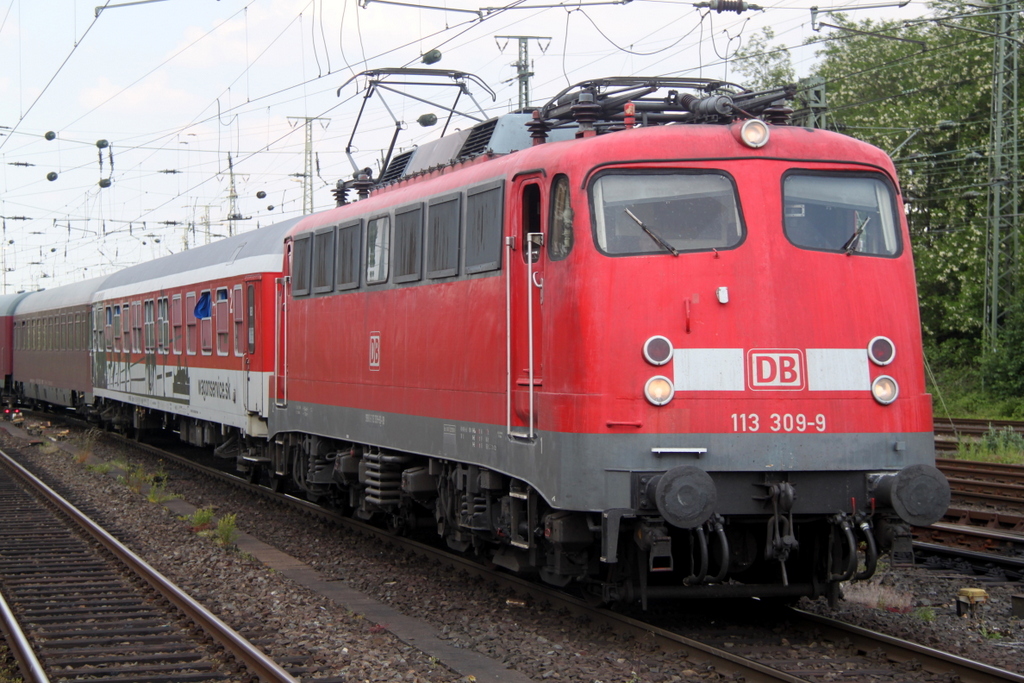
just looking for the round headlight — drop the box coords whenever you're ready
[868,336,896,366]
[871,375,899,405]
[739,119,770,149]
[645,376,675,406]
[643,335,673,366]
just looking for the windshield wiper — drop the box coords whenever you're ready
[624,209,679,256]
[842,216,871,254]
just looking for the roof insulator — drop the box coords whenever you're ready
[527,109,550,145]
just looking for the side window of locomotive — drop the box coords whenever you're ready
[782,173,901,257]
[427,194,460,279]
[465,182,504,274]
[292,235,312,296]
[366,215,391,284]
[393,205,423,284]
[549,174,573,261]
[521,184,542,264]
[591,172,743,255]
[312,227,335,294]
[336,221,362,291]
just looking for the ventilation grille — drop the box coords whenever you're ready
[457,119,499,159]
[379,149,415,184]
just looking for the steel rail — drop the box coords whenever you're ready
[0,448,298,683]
[33,419,1024,683]
[110,432,1024,683]
[103,433,814,682]
[792,608,1024,683]
[0,584,50,683]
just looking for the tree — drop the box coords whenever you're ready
[730,27,796,90]
[808,3,996,368]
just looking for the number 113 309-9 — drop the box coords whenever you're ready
[730,413,827,432]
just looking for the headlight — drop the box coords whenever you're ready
[645,376,675,406]
[868,336,896,366]
[643,335,673,366]
[739,119,769,149]
[871,375,899,405]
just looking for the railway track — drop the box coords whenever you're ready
[55,425,1024,683]
[934,417,1024,452]
[0,447,297,683]
[936,457,1024,509]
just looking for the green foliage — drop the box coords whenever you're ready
[730,27,796,90]
[980,303,1024,398]
[809,2,993,359]
[186,507,216,531]
[146,482,177,504]
[117,463,155,494]
[211,513,239,547]
[913,606,936,622]
[955,425,1024,463]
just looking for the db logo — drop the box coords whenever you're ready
[369,332,381,371]
[747,349,805,390]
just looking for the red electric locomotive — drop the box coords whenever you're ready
[7,74,949,606]
[263,75,948,604]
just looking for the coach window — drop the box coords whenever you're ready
[233,285,244,356]
[172,295,183,354]
[549,175,574,260]
[465,181,504,273]
[105,307,113,351]
[292,234,312,297]
[782,172,901,257]
[215,288,229,356]
[132,302,143,353]
[186,292,197,355]
[394,205,423,283]
[312,227,335,294]
[366,215,391,284]
[246,284,256,355]
[199,291,213,355]
[428,194,460,279]
[113,306,122,352]
[591,171,744,255]
[144,300,155,353]
[122,304,132,352]
[336,220,362,290]
[158,297,169,354]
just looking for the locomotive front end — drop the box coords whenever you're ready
[565,119,949,604]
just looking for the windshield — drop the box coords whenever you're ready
[591,172,744,255]
[783,173,901,257]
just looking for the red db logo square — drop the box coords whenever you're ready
[747,349,804,391]
[369,332,381,371]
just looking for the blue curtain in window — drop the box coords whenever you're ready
[194,292,212,319]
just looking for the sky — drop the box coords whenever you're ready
[0,0,936,293]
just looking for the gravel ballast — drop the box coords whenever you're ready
[4,423,1023,682]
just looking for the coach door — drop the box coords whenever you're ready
[508,175,545,439]
[243,281,263,415]
[273,242,291,408]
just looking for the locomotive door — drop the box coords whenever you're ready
[273,242,291,408]
[508,176,545,439]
